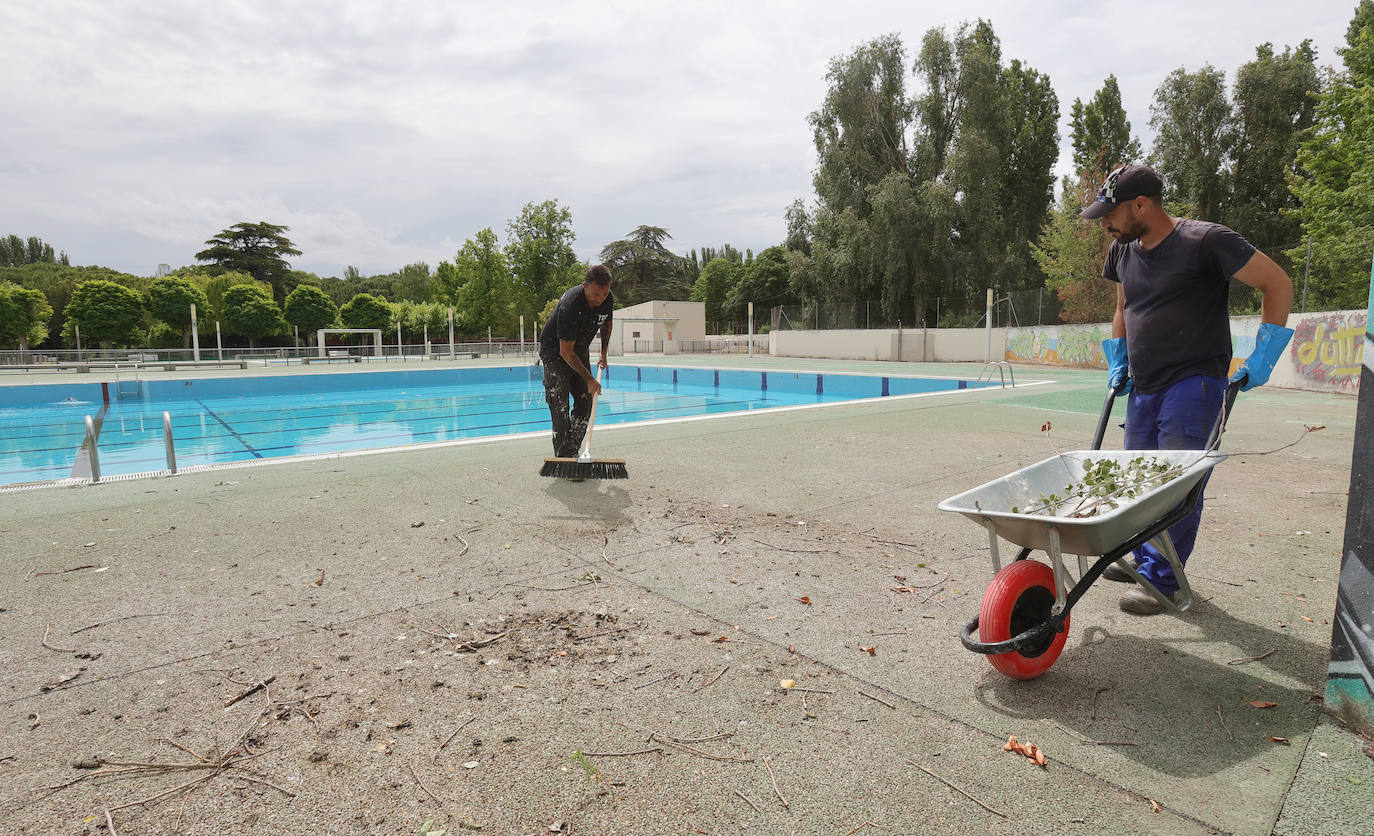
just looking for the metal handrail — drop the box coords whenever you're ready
[163,411,177,474]
[84,415,101,483]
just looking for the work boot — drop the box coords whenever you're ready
[1118,586,1174,615]
[1101,558,1139,583]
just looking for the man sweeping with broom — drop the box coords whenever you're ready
[538,265,627,479]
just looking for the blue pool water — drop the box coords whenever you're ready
[0,365,987,486]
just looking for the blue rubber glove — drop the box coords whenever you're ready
[1231,322,1294,391]
[1101,337,1131,395]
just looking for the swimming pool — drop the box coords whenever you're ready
[0,364,992,487]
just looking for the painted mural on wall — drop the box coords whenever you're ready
[1006,310,1366,395]
[1290,311,1366,393]
[1005,325,1111,368]
[1327,275,1374,723]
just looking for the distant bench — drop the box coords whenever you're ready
[154,360,247,371]
[301,355,362,365]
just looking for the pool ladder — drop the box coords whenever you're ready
[82,411,177,484]
[976,361,1016,388]
[114,363,141,400]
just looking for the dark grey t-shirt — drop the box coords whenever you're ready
[538,284,613,363]
[1103,219,1256,393]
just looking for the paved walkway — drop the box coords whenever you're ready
[1,357,1369,834]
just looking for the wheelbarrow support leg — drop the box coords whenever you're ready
[1143,533,1195,612]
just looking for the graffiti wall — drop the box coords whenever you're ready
[1327,271,1374,724]
[1005,310,1366,395]
[1004,324,1111,368]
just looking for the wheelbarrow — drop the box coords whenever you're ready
[936,379,1242,679]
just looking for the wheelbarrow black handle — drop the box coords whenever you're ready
[1090,380,1131,451]
[1205,377,1245,450]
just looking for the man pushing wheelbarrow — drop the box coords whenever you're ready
[1083,164,1293,615]
[940,164,1294,679]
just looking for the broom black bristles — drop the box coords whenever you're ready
[539,457,629,479]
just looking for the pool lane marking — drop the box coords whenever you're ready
[197,399,263,458]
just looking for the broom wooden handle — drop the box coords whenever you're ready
[578,365,603,460]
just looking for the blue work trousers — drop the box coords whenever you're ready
[1124,374,1226,595]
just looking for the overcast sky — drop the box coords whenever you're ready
[0,1,1359,279]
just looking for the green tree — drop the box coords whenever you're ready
[448,229,514,335]
[599,226,691,305]
[0,235,64,266]
[0,263,141,348]
[222,284,287,347]
[340,293,393,332]
[64,279,145,348]
[1031,173,1116,323]
[724,247,797,322]
[1287,0,1374,309]
[1069,76,1143,173]
[432,260,461,308]
[202,272,265,324]
[0,283,54,350]
[195,222,303,303]
[284,284,340,345]
[505,200,580,321]
[1149,66,1234,220]
[388,262,432,303]
[691,257,743,326]
[145,276,209,348]
[1224,41,1321,273]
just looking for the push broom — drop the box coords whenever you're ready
[540,366,628,480]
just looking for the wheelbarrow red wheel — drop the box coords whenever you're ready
[979,559,1070,680]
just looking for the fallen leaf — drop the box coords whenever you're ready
[711,636,729,643]
[859,645,877,655]
[787,645,796,654]
[1003,735,1019,752]
[1307,425,1325,432]
[780,679,796,689]
[410,521,425,528]
[1150,799,1161,813]
[312,570,325,587]
[1248,700,1279,709]
[1300,616,1314,622]
[796,596,811,605]
[1270,736,1291,745]
[688,628,710,636]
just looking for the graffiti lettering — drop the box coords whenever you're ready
[1293,315,1366,391]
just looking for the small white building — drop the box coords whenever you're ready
[609,300,706,355]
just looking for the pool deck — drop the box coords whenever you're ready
[1,355,1369,835]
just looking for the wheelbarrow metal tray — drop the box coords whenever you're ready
[937,449,1225,556]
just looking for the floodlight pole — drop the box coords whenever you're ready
[448,308,455,359]
[748,302,754,358]
[190,303,200,361]
[984,288,993,363]
[520,315,525,357]
[216,321,223,361]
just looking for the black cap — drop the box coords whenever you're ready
[1080,164,1163,219]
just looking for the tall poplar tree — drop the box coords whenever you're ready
[1287,0,1374,309]
[1148,66,1234,220]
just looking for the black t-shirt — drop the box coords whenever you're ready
[1103,219,1255,393]
[539,284,614,362]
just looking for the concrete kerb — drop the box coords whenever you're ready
[0,357,1366,834]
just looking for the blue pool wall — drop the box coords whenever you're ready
[0,364,977,410]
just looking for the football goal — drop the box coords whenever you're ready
[316,328,383,357]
